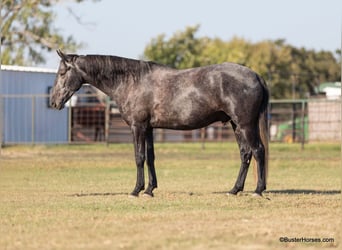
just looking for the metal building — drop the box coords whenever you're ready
[0,65,68,144]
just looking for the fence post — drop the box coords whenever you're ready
[0,95,3,154]
[68,106,72,143]
[0,46,2,153]
[105,98,110,146]
[201,128,206,150]
[300,100,306,150]
[291,103,297,142]
[31,95,36,145]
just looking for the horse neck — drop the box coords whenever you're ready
[79,55,152,98]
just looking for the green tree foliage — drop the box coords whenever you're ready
[1,0,97,66]
[144,25,206,69]
[144,25,340,99]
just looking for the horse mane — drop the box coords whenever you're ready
[77,55,163,83]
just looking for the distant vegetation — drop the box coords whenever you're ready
[144,25,341,99]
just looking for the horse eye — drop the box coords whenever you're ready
[59,64,70,76]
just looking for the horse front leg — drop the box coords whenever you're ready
[130,124,146,197]
[144,127,158,197]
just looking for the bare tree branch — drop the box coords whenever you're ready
[66,7,96,29]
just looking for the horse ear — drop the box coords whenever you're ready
[56,49,69,61]
[57,49,76,68]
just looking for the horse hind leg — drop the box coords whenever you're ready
[234,123,267,196]
[251,140,266,195]
[228,122,253,195]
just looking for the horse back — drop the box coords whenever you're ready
[144,63,265,129]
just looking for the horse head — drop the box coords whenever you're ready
[50,50,85,110]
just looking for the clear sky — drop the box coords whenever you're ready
[44,0,341,68]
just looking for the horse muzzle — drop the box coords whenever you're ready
[50,99,64,110]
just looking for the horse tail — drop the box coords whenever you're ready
[253,76,269,184]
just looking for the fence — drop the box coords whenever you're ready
[0,94,68,144]
[308,99,341,141]
[0,94,340,146]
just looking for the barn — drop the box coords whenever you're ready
[0,65,68,144]
[0,65,113,145]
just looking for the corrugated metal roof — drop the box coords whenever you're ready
[1,65,57,73]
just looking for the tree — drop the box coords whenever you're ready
[144,25,207,69]
[144,25,340,99]
[1,0,97,66]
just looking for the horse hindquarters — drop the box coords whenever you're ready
[228,79,269,196]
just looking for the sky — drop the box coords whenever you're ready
[44,0,341,68]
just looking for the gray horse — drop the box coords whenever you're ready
[50,50,269,197]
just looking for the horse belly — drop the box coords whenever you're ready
[150,100,228,130]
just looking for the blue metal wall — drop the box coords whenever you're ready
[1,66,69,144]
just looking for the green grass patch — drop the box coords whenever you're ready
[0,142,340,249]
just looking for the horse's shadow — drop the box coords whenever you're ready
[265,189,341,195]
[67,192,128,197]
[68,189,341,197]
[212,189,341,196]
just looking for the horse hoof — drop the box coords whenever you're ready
[226,192,237,196]
[252,192,263,198]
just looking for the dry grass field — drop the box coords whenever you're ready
[0,142,340,249]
